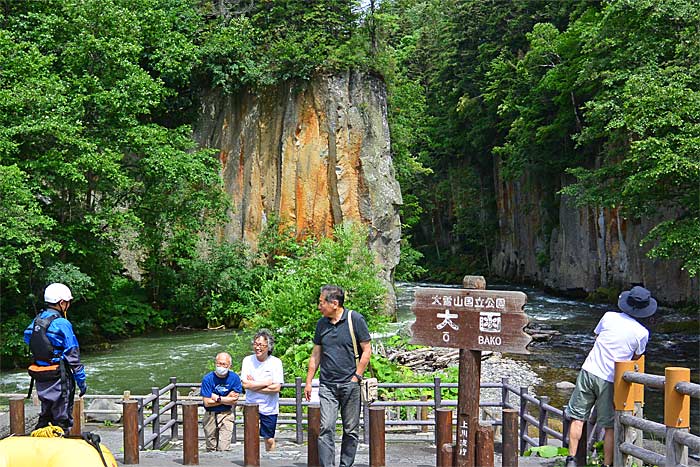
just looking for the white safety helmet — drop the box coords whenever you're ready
[44,283,73,304]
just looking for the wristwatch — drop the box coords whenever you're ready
[216,395,222,403]
[354,373,363,382]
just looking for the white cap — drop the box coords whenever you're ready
[44,283,73,304]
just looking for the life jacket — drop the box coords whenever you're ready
[27,310,71,399]
[29,310,63,363]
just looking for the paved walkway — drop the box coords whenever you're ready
[88,423,559,467]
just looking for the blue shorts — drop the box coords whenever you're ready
[260,413,278,439]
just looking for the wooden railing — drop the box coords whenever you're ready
[4,367,697,466]
[613,360,699,467]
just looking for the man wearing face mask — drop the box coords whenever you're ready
[24,283,87,432]
[201,352,242,451]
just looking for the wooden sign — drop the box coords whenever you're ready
[410,287,531,354]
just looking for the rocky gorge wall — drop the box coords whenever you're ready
[491,161,699,305]
[193,71,402,310]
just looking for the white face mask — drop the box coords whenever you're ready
[215,366,229,377]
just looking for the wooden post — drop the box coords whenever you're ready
[369,407,385,467]
[475,425,494,467]
[182,401,199,465]
[9,396,25,436]
[123,399,140,465]
[411,278,530,467]
[455,274,485,467]
[70,397,84,436]
[436,408,453,467]
[440,444,454,467]
[456,349,480,467]
[502,409,518,467]
[613,360,636,467]
[665,367,690,467]
[420,395,429,432]
[244,404,260,467]
[308,404,321,467]
[631,357,644,467]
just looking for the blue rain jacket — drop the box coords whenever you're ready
[24,309,87,390]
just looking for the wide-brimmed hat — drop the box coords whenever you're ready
[618,286,657,318]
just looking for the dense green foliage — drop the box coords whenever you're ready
[1,0,224,353]
[0,0,385,364]
[377,0,699,283]
[2,0,697,364]
[225,221,391,379]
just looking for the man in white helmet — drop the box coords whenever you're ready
[24,283,87,432]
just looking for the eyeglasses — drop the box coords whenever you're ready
[253,342,268,348]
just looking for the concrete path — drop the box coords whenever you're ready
[88,423,559,467]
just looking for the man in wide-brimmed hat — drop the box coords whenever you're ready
[564,286,657,467]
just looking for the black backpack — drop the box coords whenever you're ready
[29,311,62,363]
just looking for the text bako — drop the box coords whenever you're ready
[478,335,502,346]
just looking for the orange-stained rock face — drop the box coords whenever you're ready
[194,71,403,311]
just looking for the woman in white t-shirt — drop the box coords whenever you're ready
[241,329,284,452]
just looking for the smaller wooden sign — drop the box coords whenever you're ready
[411,287,531,354]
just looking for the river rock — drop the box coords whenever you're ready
[86,398,122,422]
[556,381,576,390]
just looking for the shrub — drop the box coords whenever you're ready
[248,221,390,352]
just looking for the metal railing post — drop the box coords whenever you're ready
[538,395,549,446]
[420,394,429,432]
[151,386,160,449]
[433,376,442,446]
[518,386,528,454]
[562,406,570,448]
[138,398,145,449]
[170,377,178,443]
[501,377,510,408]
[295,377,303,444]
[363,400,370,444]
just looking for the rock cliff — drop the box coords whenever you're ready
[491,161,698,305]
[194,71,402,311]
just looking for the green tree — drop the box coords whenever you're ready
[560,0,700,276]
[0,0,226,352]
[0,165,58,292]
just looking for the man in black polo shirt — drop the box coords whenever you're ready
[305,284,371,467]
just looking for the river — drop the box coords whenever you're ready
[1,281,697,432]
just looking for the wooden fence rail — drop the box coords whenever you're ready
[4,366,697,467]
[614,362,699,467]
